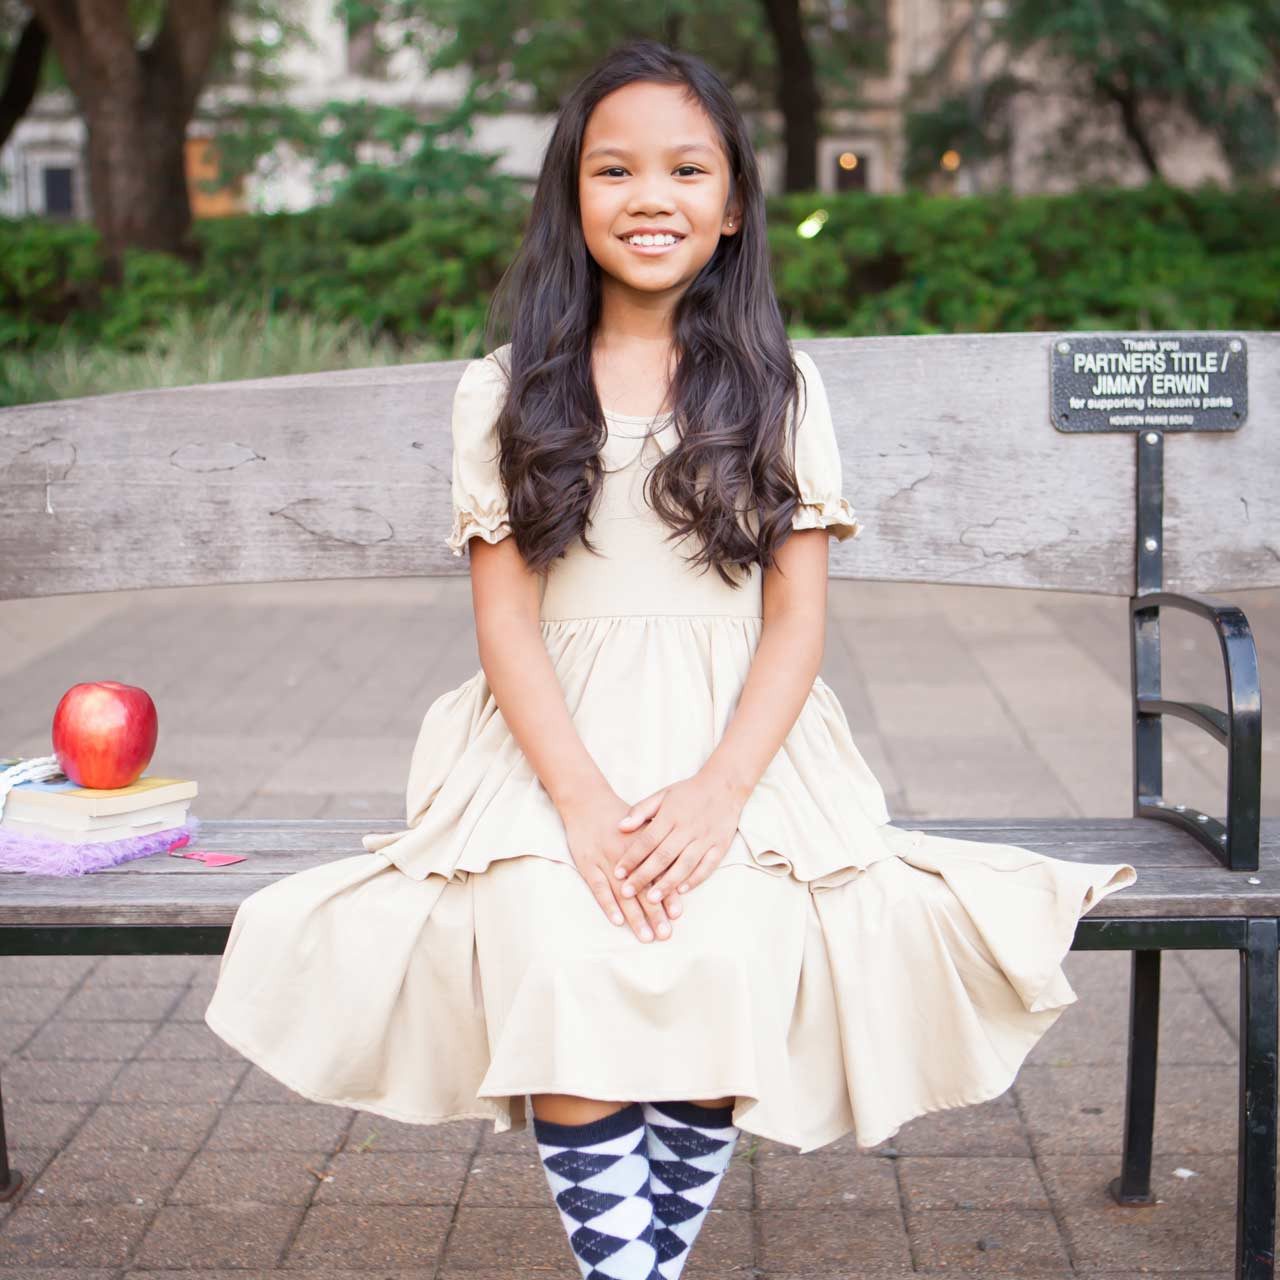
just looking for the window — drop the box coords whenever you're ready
[833,150,869,192]
[43,166,74,216]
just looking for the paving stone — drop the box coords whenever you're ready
[4,1102,92,1150]
[68,1102,220,1151]
[132,1202,302,1269]
[232,1063,323,1104]
[84,955,211,986]
[1026,976,1235,1068]
[1057,1195,1235,1271]
[25,1144,188,1205]
[311,1150,470,1204]
[759,1207,912,1272]
[0,1270,116,1280]
[0,987,69,1022]
[59,983,186,1021]
[138,1021,246,1060]
[0,956,96,986]
[106,1058,244,1105]
[755,1151,898,1209]
[0,1021,39,1059]
[171,985,229,1021]
[0,1146,58,1218]
[456,1150,559,1207]
[0,1202,153,1266]
[676,1207,754,1273]
[1,1058,118,1103]
[889,1091,1032,1157]
[897,1154,1049,1210]
[168,1148,331,1205]
[204,1102,351,1152]
[285,1202,450,1268]
[1014,1064,1236,1155]
[1038,1151,1238,1208]
[443,1203,589,1269]
[347,1110,484,1152]
[18,1019,154,1061]
[907,1207,1071,1271]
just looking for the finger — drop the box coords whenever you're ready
[615,817,674,891]
[584,867,627,927]
[644,838,712,904]
[680,842,725,894]
[618,879,669,943]
[617,788,666,831]
[629,834,694,900]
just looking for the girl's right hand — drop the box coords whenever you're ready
[558,787,684,943]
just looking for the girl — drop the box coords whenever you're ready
[205,38,1138,1280]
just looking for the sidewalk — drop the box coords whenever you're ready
[0,577,1273,1277]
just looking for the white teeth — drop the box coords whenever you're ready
[625,233,678,246]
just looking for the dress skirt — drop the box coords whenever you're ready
[203,824,1134,1156]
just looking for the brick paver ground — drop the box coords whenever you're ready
[0,576,1275,1278]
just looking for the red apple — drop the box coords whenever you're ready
[51,681,158,789]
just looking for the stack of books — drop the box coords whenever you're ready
[0,771,199,845]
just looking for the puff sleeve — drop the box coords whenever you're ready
[444,354,513,556]
[789,349,863,541]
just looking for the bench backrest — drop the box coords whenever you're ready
[2,332,1276,601]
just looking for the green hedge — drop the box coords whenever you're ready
[3,180,1277,354]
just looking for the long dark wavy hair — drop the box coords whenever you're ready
[483,37,807,587]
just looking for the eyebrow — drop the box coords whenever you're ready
[583,143,717,162]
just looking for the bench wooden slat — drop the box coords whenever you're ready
[3,333,1276,600]
[0,817,1272,927]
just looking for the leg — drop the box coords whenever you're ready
[531,1091,634,1125]
[644,1098,740,1280]
[531,1095,659,1280]
[1110,949,1160,1204]
[1237,918,1277,1280]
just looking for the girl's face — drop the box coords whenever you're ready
[577,80,741,307]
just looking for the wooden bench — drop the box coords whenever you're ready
[1,331,1277,1278]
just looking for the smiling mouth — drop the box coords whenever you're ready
[619,234,684,254]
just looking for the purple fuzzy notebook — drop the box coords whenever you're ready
[0,817,203,876]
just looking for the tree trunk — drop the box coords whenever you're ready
[1100,74,1162,180]
[760,0,821,191]
[23,0,229,270]
[83,63,196,262]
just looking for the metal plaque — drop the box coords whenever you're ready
[1051,334,1247,433]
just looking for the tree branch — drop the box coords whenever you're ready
[0,13,49,150]
[146,0,230,114]
[22,0,84,92]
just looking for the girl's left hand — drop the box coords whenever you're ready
[613,770,746,905]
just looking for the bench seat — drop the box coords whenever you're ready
[0,816,1274,931]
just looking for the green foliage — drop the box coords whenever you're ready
[996,0,1280,180]
[2,179,1277,404]
[0,299,446,407]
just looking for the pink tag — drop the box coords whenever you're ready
[171,849,246,867]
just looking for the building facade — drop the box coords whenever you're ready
[0,0,1253,223]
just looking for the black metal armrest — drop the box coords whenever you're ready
[1129,590,1261,870]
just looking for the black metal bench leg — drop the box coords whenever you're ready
[0,1066,23,1201]
[1237,918,1277,1280]
[1110,948,1160,1204]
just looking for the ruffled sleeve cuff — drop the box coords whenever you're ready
[789,348,864,542]
[445,505,514,557]
[443,353,513,556]
[791,494,863,542]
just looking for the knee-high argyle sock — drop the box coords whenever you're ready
[534,1101,660,1280]
[642,1100,740,1280]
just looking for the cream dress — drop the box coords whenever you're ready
[203,345,1138,1155]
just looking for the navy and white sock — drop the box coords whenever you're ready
[643,1100,740,1280]
[534,1101,659,1280]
